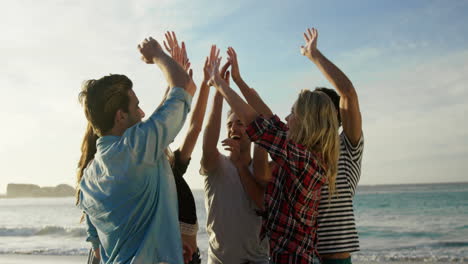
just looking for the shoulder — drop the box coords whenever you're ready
[340,131,364,154]
[200,154,229,177]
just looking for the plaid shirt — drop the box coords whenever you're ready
[246,115,327,264]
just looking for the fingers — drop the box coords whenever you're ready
[189,69,193,79]
[227,47,238,64]
[209,45,216,61]
[220,61,231,76]
[221,138,240,147]
[223,70,230,85]
[172,31,178,46]
[163,41,171,53]
[164,31,180,51]
[222,140,239,152]
[304,27,318,42]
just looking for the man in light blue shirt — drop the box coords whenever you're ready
[76,36,196,264]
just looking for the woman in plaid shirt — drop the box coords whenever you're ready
[204,27,340,264]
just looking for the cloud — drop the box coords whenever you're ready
[355,50,468,184]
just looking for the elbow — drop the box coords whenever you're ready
[340,84,358,100]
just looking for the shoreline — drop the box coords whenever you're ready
[0,254,87,264]
[0,254,461,264]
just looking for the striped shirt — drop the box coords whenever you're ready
[317,132,364,254]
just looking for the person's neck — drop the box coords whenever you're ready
[104,127,125,137]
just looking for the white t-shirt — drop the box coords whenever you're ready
[201,154,269,264]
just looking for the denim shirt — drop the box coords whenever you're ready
[78,87,192,264]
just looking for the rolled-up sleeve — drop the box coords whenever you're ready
[246,115,325,184]
[246,115,293,171]
[124,87,192,164]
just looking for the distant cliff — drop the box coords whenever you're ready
[6,184,75,198]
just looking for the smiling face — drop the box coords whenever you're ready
[226,112,251,152]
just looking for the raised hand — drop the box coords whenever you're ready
[205,45,223,87]
[163,31,180,55]
[163,31,191,75]
[226,47,241,81]
[138,37,164,64]
[204,56,231,85]
[300,27,319,60]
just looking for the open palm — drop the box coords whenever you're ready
[300,27,318,58]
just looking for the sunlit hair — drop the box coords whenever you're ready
[288,89,340,196]
[75,74,133,208]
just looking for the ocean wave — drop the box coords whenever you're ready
[0,226,86,237]
[1,248,467,262]
[354,254,468,263]
[359,227,443,239]
[0,248,88,256]
[429,241,468,248]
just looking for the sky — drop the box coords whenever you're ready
[1,0,467,194]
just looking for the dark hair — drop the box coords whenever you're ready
[78,74,133,136]
[76,74,133,207]
[314,87,341,126]
[76,123,98,206]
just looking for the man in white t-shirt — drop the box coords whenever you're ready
[200,60,269,264]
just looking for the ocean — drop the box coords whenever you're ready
[0,183,467,263]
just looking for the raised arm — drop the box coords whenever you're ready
[200,91,223,174]
[162,32,209,163]
[128,36,193,163]
[206,45,258,125]
[139,36,196,97]
[200,48,231,174]
[227,47,273,118]
[301,27,362,145]
[178,63,210,162]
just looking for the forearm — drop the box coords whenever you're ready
[153,53,195,96]
[309,50,356,99]
[236,163,265,210]
[253,145,272,185]
[179,81,210,162]
[310,50,362,144]
[189,81,210,131]
[202,92,223,155]
[233,77,273,118]
[213,79,258,125]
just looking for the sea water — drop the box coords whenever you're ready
[0,183,467,263]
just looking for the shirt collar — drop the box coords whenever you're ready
[97,135,120,149]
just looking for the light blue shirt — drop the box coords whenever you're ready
[78,87,192,264]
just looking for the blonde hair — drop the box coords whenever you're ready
[288,89,340,196]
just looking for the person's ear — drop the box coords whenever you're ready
[114,109,128,126]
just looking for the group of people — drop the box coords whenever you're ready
[76,27,364,264]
